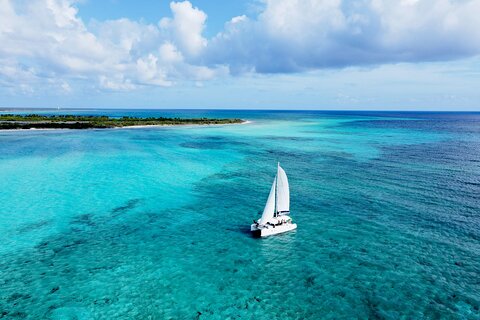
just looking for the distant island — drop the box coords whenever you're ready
[0,114,244,130]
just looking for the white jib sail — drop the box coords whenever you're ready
[260,177,276,224]
[276,164,290,214]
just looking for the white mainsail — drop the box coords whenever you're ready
[276,164,290,214]
[260,177,276,224]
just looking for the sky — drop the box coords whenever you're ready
[0,0,480,110]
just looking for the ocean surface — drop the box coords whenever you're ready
[0,110,479,319]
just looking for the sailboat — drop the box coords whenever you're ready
[251,163,297,237]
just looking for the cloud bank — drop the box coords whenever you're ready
[207,0,480,73]
[0,0,221,93]
[0,0,479,93]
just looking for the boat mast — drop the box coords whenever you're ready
[275,162,279,217]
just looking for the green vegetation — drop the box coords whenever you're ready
[0,114,244,130]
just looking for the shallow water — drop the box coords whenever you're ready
[0,110,479,319]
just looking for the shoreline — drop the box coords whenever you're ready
[0,120,251,132]
[118,119,251,129]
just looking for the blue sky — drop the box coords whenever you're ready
[77,0,252,38]
[1,0,479,110]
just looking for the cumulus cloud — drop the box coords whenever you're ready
[0,0,216,93]
[0,0,479,94]
[160,1,208,57]
[206,0,480,73]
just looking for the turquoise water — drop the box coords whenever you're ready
[0,110,479,319]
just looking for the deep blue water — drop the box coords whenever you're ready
[0,110,479,319]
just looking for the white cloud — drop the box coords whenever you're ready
[160,1,208,57]
[0,0,216,93]
[206,0,480,72]
[158,42,184,64]
[99,75,135,91]
[135,54,172,87]
[0,0,479,96]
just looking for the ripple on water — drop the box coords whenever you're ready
[0,111,479,319]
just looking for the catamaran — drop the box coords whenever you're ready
[251,163,297,237]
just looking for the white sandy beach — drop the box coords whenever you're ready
[0,120,252,132]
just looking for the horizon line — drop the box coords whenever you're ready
[1,107,480,113]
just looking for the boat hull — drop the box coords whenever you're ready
[250,222,297,237]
